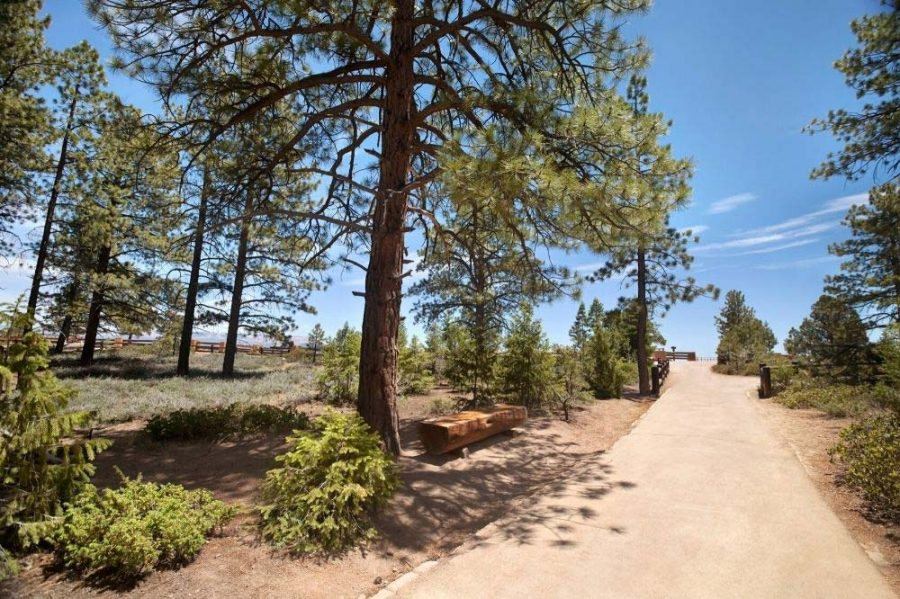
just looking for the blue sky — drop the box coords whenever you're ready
[1,0,883,354]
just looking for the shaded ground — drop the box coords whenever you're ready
[4,392,652,599]
[754,398,900,595]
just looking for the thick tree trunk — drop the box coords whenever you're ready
[80,245,111,366]
[53,281,79,354]
[177,164,210,376]
[357,0,415,455]
[27,95,77,324]
[222,193,253,377]
[636,247,650,395]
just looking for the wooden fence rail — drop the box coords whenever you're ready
[651,359,671,397]
[1,334,300,357]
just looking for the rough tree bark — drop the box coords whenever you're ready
[636,246,650,395]
[80,244,111,366]
[222,192,253,377]
[53,281,79,354]
[357,0,415,455]
[27,95,78,325]
[177,163,210,376]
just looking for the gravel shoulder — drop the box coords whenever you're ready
[753,398,900,595]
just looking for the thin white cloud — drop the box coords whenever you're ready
[694,221,839,253]
[754,256,840,271]
[732,238,820,256]
[678,224,709,235]
[731,192,868,237]
[708,193,756,214]
[573,262,606,273]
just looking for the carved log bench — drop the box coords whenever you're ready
[419,404,527,454]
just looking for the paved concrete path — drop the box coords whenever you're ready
[394,362,895,599]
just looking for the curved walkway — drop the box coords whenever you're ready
[392,362,895,598]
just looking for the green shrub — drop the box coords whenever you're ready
[427,397,456,416]
[259,412,399,554]
[145,403,310,442]
[830,414,900,522]
[712,361,762,376]
[774,381,874,417]
[1,320,109,579]
[53,475,236,579]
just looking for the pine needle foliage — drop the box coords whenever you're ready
[52,474,236,580]
[1,308,109,578]
[258,412,399,555]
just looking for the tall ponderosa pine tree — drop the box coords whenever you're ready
[0,0,53,253]
[91,0,657,452]
[26,42,108,323]
[50,101,181,365]
[588,76,714,394]
[825,183,899,329]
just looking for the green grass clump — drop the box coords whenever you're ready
[774,381,874,417]
[830,414,900,523]
[53,476,236,580]
[259,412,399,554]
[145,403,310,442]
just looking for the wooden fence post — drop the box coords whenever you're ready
[651,365,661,397]
[759,364,772,399]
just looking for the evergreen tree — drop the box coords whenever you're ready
[91,0,657,453]
[500,304,555,411]
[569,303,590,351]
[807,1,899,182]
[441,320,499,403]
[424,323,447,378]
[715,290,777,374]
[26,42,109,323]
[604,298,666,361]
[409,183,571,402]
[52,101,181,365]
[399,333,434,396]
[316,323,361,404]
[582,300,626,398]
[785,295,872,384]
[307,323,326,363]
[825,183,899,329]
[0,0,53,253]
[0,305,109,577]
[589,76,715,394]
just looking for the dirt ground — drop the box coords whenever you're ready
[754,399,900,595]
[4,391,652,599]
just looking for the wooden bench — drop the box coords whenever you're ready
[419,404,527,454]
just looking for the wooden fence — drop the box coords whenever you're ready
[653,350,697,362]
[651,359,671,397]
[0,334,296,356]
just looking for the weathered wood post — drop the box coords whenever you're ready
[759,364,772,398]
[651,364,661,397]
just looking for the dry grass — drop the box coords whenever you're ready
[51,350,318,423]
